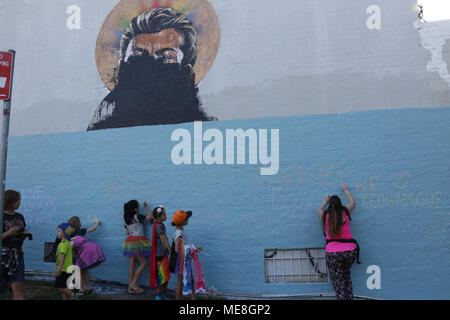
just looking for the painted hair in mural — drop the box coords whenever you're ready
[88,0,220,130]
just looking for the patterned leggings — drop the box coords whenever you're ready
[326,249,357,300]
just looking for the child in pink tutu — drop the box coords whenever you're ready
[70,235,105,295]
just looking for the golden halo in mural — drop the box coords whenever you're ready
[95,0,220,90]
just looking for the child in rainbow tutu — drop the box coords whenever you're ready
[122,200,153,294]
[149,205,171,300]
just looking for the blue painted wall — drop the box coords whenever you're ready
[7,107,450,299]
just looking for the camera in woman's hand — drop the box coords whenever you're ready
[21,232,33,240]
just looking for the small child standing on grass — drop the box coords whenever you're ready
[149,206,171,300]
[54,223,76,300]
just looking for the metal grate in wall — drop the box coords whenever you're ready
[264,248,328,283]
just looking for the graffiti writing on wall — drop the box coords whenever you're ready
[354,173,411,192]
[19,186,56,226]
[266,168,446,213]
[354,172,445,209]
[360,192,444,209]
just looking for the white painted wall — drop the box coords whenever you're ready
[0,0,449,136]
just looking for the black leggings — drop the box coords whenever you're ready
[326,249,357,300]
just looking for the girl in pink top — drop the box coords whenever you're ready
[317,184,358,300]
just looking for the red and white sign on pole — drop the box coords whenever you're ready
[0,50,15,276]
[0,51,14,101]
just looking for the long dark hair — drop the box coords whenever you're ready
[4,190,20,210]
[322,195,350,237]
[124,200,139,225]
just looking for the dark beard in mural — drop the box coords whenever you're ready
[87,53,214,130]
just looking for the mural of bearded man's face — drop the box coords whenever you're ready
[126,29,185,65]
[88,7,214,131]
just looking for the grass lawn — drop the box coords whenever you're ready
[0,279,225,300]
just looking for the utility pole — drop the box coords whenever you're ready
[0,49,16,284]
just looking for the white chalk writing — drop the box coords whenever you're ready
[360,192,444,209]
[20,186,56,226]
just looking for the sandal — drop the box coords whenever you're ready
[128,288,144,294]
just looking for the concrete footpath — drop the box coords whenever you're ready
[24,271,375,300]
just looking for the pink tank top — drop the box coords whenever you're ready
[324,212,357,253]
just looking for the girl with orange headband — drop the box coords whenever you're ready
[170,210,203,300]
